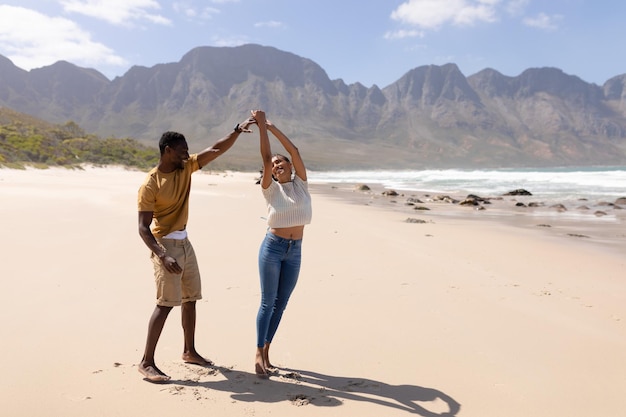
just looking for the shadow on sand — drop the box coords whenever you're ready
[170,365,460,416]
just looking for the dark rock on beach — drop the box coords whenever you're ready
[550,203,568,212]
[503,189,533,196]
[382,190,400,196]
[431,195,459,204]
[459,194,492,206]
[406,197,424,204]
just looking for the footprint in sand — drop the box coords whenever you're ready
[289,394,312,406]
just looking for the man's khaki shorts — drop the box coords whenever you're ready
[150,237,202,307]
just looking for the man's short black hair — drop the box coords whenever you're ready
[159,131,186,155]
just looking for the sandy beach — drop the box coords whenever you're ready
[1,166,624,417]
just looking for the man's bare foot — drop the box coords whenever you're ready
[182,352,214,366]
[138,363,171,383]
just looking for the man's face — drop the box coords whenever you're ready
[167,141,190,169]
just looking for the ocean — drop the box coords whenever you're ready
[308,166,626,205]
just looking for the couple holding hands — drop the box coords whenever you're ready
[137,110,312,382]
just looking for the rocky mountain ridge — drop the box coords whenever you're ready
[1,44,625,169]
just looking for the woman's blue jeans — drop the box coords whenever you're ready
[256,232,302,348]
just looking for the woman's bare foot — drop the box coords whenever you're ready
[255,348,269,378]
[138,362,171,383]
[255,363,269,378]
[262,343,276,369]
[182,352,214,366]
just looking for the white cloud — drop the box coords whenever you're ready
[523,12,562,31]
[172,1,219,20]
[391,0,500,30]
[60,0,171,26]
[0,5,126,70]
[505,0,529,16]
[384,29,424,40]
[195,7,220,19]
[254,20,284,29]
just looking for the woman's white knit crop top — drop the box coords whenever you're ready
[262,175,312,228]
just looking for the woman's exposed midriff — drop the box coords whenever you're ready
[269,225,305,240]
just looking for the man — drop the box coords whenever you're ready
[137,119,253,382]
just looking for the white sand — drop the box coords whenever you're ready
[1,166,624,417]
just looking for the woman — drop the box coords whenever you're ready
[252,110,312,377]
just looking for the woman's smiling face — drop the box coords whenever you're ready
[271,155,292,182]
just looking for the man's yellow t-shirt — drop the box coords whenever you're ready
[137,154,200,238]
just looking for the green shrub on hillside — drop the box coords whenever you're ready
[0,118,159,170]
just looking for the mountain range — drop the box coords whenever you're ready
[1,44,625,170]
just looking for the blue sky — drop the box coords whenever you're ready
[0,0,623,88]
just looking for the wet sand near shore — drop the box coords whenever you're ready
[309,181,626,255]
